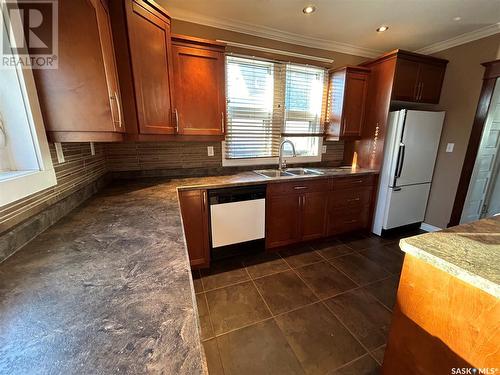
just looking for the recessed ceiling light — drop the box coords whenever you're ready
[376,25,389,32]
[453,16,462,21]
[303,5,316,14]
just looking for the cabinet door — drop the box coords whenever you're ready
[93,0,123,131]
[178,190,210,268]
[343,72,368,137]
[392,58,420,102]
[34,0,118,138]
[325,70,346,140]
[172,45,225,135]
[417,63,446,104]
[127,1,175,135]
[301,192,327,241]
[266,194,301,248]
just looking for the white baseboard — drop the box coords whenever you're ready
[420,222,442,232]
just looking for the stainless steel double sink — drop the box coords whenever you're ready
[254,168,324,178]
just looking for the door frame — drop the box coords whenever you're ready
[449,59,500,227]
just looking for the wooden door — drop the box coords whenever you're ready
[178,189,210,268]
[266,194,301,248]
[172,45,225,135]
[126,0,175,134]
[392,58,420,102]
[93,0,123,132]
[301,192,327,241]
[417,63,446,104]
[34,0,118,137]
[343,71,368,137]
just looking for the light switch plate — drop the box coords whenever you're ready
[54,142,65,163]
[446,143,454,153]
[322,145,327,154]
[90,142,95,156]
[207,146,214,157]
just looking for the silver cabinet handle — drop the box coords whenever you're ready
[348,197,360,202]
[294,186,308,190]
[221,112,225,133]
[202,191,206,211]
[115,91,122,128]
[175,108,179,133]
[419,82,424,101]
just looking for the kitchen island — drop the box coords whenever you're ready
[382,216,500,374]
[0,168,377,374]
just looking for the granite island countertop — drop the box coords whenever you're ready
[400,216,500,298]
[0,168,378,374]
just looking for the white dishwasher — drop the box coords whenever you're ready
[208,185,266,258]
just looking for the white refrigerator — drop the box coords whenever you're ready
[372,110,445,235]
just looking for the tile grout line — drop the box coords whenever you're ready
[327,353,377,374]
[286,260,383,368]
[197,239,404,371]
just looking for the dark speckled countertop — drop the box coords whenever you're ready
[0,169,377,374]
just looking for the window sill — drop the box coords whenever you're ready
[0,170,38,181]
[0,169,57,206]
[222,155,322,167]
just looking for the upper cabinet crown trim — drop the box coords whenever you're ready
[360,49,448,67]
[171,34,226,49]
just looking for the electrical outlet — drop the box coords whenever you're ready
[322,145,327,154]
[55,142,65,163]
[90,142,95,156]
[446,143,454,153]
[207,146,214,157]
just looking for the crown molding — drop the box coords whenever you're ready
[169,8,382,58]
[416,23,500,55]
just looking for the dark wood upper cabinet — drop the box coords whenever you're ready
[109,0,176,139]
[392,51,448,104]
[178,189,210,269]
[326,66,370,141]
[171,35,226,136]
[392,58,420,102]
[125,0,175,135]
[34,0,124,142]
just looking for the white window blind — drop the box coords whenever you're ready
[225,56,327,160]
[284,64,326,136]
[225,56,283,159]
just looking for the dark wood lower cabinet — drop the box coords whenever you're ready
[179,175,378,267]
[266,194,301,248]
[301,192,328,241]
[178,189,210,268]
[266,176,375,249]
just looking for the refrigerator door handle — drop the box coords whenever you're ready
[394,143,406,183]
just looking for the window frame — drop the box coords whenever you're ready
[222,55,326,167]
[0,10,56,207]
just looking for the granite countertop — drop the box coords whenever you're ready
[176,167,378,191]
[0,168,378,374]
[400,216,500,298]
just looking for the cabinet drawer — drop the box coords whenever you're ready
[328,205,370,236]
[267,179,330,196]
[333,175,376,190]
[329,188,373,208]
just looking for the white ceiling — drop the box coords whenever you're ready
[159,0,500,57]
